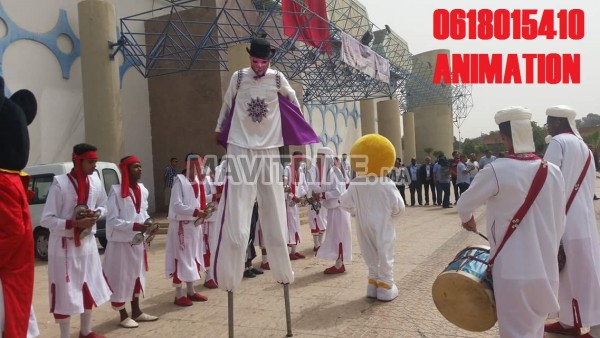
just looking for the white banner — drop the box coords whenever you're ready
[340,31,390,84]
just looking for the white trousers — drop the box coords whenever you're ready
[212,145,294,291]
[356,221,395,286]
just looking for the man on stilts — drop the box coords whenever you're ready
[213,37,319,336]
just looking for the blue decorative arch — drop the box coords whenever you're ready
[305,101,360,155]
[0,3,138,95]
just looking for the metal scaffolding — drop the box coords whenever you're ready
[118,0,472,123]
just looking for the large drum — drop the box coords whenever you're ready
[432,245,496,332]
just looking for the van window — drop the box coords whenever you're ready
[102,168,120,194]
[29,174,55,205]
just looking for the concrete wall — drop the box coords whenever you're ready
[1,0,156,210]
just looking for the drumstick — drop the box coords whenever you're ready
[475,231,488,242]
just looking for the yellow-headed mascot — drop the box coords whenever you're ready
[339,134,405,301]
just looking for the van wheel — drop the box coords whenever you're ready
[98,236,108,249]
[34,228,50,261]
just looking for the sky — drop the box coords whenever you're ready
[356,0,600,140]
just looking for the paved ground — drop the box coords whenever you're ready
[31,181,600,338]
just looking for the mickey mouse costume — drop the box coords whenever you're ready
[0,76,39,337]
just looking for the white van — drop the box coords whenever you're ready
[24,161,121,260]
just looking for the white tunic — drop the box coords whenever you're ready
[215,68,300,150]
[103,184,150,303]
[305,165,327,233]
[545,133,600,327]
[339,176,404,285]
[41,173,111,315]
[165,175,205,283]
[284,165,308,245]
[317,167,352,261]
[456,158,565,338]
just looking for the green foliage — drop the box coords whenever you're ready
[531,121,548,153]
[576,113,600,129]
[423,147,434,156]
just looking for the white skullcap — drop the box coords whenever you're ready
[317,147,334,156]
[494,106,535,154]
[546,105,581,139]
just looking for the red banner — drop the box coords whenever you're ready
[282,0,332,53]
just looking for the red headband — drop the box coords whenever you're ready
[72,151,98,161]
[120,156,141,198]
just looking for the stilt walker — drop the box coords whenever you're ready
[213,38,319,336]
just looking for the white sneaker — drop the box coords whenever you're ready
[376,282,398,302]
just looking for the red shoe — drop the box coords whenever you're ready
[79,332,105,338]
[204,279,218,289]
[289,253,298,260]
[174,296,193,306]
[188,292,208,302]
[293,252,306,259]
[324,264,346,274]
[544,322,581,336]
[260,262,270,270]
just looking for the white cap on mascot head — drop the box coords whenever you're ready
[494,106,535,154]
[546,105,582,139]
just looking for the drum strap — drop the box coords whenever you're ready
[487,160,548,274]
[566,150,592,213]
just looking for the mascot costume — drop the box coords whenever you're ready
[339,134,405,301]
[0,76,39,336]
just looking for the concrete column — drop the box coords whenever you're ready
[413,105,453,161]
[360,99,377,135]
[228,44,248,76]
[377,99,403,158]
[403,111,416,161]
[78,0,122,163]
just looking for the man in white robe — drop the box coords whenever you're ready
[316,147,352,274]
[202,171,220,289]
[305,154,328,253]
[457,107,565,338]
[165,154,209,306]
[284,151,308,260]
[213,38,318,291]
[41,143,112,338]
[103,156,158,328]
[544,105,600,338]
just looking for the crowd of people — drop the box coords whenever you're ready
[388,149,498,208]
[2,36,599,338]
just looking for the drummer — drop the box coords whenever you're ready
[456,107,566,338]
[103,156,159,328]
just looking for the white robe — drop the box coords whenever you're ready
[339,176,404,285]
[317,167,352,262]
[215,68,300,150]
[41,174,111,315]
[456,158,565,338]
[305,165,327,234]
[165,175,205,284]
[103,184,150,304]
[284,165,307,245]
[545,133,600,327]
[202,175,217,265]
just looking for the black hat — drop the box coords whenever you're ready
[246,38,276,60]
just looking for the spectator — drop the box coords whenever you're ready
[479,150,496,169]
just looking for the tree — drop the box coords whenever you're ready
[531,121,547,153]
[461,138,479,156]
[576,113,600,128]
[584,131,600,167]
[432,150,444,158]
[423,147,434,157]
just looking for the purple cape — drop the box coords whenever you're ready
[217,93,320,148]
